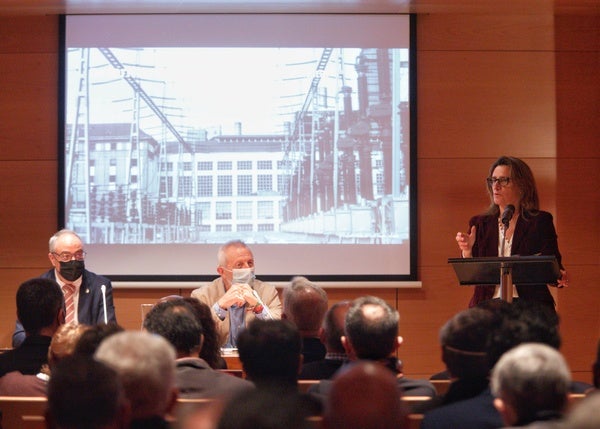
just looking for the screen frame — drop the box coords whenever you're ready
[57,13,418,285]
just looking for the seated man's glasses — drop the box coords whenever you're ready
[52,251,87,262]
[486,177,511,187]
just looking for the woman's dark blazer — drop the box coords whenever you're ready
[467,210,563,308]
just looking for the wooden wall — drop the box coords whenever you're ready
[0,12,597,382]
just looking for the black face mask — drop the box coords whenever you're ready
[59,260,85,281]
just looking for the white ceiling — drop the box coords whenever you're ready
[1,0,598,15]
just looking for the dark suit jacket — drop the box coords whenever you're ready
[421,387,504,429]
[176,357,254,400]
[12,269,117,347]
[301,337,327,365]
[0,335,51,377]
[308,358,437,412]
[467,210,563,308]
[299,357,346,380]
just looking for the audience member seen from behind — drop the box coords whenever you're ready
[191,240,282,348]
[182,297,228,369]
[236,319,322,416]
[491,343,571,428]
[46,355,131,429]
[455,156,568,310]
[0,278,64,378]
[310,296,436,401]
[95,330,178,428]
[72,322,124,357]
[143,299,253,400]
[45,323,91,372]
[157,294,228,369]
[422,299,574,429]
[13,229,117,347]
[282,276,329,364]
[299,300,351,380]
[218,388,314,429]
[421,307,499,414]
[323,360,408,429]
[6,322,94,395]
[488,300,592,394]
[0,278,64,396]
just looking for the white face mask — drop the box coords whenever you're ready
[232,267,255,285]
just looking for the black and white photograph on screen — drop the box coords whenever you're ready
[62,14,415,279]
[65,47,410,245]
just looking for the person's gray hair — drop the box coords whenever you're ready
[282,276,328,331]
[95,330,176,419]
[49,229,82,252]
[217,240,250,267]
[491,343,571,421]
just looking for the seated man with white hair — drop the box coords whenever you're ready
[491,342,571,429]
[95,330,178,429]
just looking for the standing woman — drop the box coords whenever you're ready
[456,156,569,310]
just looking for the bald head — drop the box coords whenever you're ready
[344,296,400,360]
[324,361,407,429]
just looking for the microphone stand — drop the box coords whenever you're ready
[499,222,513,302]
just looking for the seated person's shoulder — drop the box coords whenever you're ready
[399,377,437,398]
[253,279,276,291]
[191,280,220,298]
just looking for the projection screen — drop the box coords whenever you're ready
[60,14,417,286]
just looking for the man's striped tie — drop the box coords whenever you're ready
[62,283,76,324]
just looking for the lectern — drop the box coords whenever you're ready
[448,255,560,302]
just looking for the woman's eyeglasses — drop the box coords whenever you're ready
[486,177,511,187]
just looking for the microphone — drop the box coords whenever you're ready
[100,285,108,324]
[252,289,273,320]
[501,204,515,229]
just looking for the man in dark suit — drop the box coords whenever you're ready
[12,229,117,347]
[143,299,254,400]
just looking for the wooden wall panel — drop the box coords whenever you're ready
[0,15,58,161]
[417,13,554,51]
[113,288,185,332]
[418,51,557,159]
[0,15,58,53]
[0,160,58,347]
[0,53,58,160]
[0,161,58,268]
[0,16,60,348]
[554,12,600,380]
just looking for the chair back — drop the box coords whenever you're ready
[298,379,320,393]
[430,379,451,396]
[407,413,424,429]
[0,396,47,429]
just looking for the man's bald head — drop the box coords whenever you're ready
[344,296,400,360]
[324,361,407,429]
